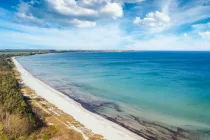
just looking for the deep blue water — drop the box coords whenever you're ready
[17,52,210,133]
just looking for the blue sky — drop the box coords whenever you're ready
[0,0,210,50]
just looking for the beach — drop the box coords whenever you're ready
[13,57,145,140]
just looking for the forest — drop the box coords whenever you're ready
[0,57,43,139]
[0,51,89,140]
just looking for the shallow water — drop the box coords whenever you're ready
[17,52,210,139]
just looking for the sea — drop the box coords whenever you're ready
[17,51,210,140]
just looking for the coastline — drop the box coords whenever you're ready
[13,57,145,140]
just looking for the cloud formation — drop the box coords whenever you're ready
[126,35,210,51]
[133,11,171,31]
[199,31,210,39]
[69,19,96,28]
[14,0,128,28]
[0,0,210,50]
[0,19,131,49]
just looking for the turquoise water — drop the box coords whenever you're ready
[17,52,210,139]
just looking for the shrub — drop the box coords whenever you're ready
[0,58,42,139]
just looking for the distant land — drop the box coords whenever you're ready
[0,49,136,53]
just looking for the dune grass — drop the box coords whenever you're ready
[0,53,103,140]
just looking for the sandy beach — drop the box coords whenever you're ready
[13,57,145,140]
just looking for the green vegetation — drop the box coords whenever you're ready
[0,53,86,140]
[0,50,53,58]
[0,51,103,140]
[0,57,43,139]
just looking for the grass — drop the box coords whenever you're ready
[0,57,42,139]
[0,52,104,140]
[14,60,104,140]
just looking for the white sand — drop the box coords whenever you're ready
[13,57,145,140]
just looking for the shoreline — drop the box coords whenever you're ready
[13,57,145,140]
[62,95,150,139]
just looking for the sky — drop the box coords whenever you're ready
[0,0,210,50]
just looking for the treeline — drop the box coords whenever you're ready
[0,50,51,59]
[0,52,92,140]
[0,58,42,139]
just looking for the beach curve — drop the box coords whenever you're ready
[13,57,145,140]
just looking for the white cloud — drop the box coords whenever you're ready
[141,0,210,33]
[192,22,210,31]
[126,35,210,51]
[117,0,145,4]
[199,31,210,39]
[14,0,127,27]
[79,0,109,7]
[29,0,41,5]
[101,2,123,19]
[15,13,44,25]
[191,22,210,39]
[183,33,191,39]
[184,33,188,37]
[0,20,130,49]
[1,19,210,51]
[133,17,141,24]
[69,19,96,28]
[169,0,210,27]
[1,0,210,51]
[134,11,170,27]
[158,0,178,14]
[45,0,98,17]
[133,11,171,33]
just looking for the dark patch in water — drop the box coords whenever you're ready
[96,102,123,112]
[59,90,209,140]
[57,89,210,140]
